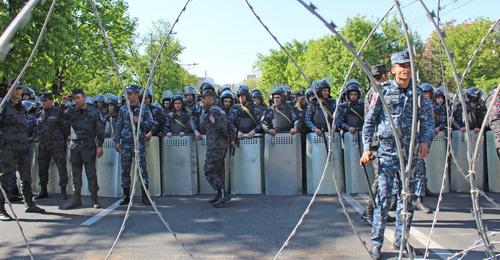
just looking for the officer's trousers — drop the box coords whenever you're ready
[70,141,98,195]
[0,141,34,205]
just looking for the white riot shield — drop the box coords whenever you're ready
[343,132,372,194]
[486,131,500,192]
[425,132,450,193]
[161,135,198,195]
[450,131,485,192]
[230,134,264,194]
[264,133,302,195]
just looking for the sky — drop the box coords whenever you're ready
[126,0,499,85]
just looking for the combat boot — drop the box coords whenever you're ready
[60,192,81,210]
[91,193,101,209]
[0,205,13,221]
[141,185,151,205]
[120,187,130,206]
[208,190,221,204]
[34,185,48,200]
[7,186,22,202]
[361,208,373,226]
[414,197,432,213]
[25,195,46,213]
[370,246,381,260]
[213,188,229,208]
[387,214,396,223]
[60,186,68,200]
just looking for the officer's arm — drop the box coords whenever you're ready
[251,108,263,133]
[304,102,317,132]
[419,98,435,146]
[439,109,447,131]
[189,112,198,132]
[113,109,124,144]
[260,109,272,133]
[290,106,300,130]
[452,106,464,130]
[95,110,104,147]
[362,94,382,151]
[227,106,238,126]
[163,113,171,134]
[141,107,155,133]
[337,105,350,132]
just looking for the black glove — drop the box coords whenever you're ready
[497,148,500,159]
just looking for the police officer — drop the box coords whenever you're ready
[229,85,263,139]
[143,90,164,137]
[200,87,231,207]
[114,85,155,206]
[488,87,500,158]
[293,90,308,134]
[305,79,336,135]
[95,94,107,122]
[61,88,104,210]
[365,64,389,115]
[0,84,45,221]
[337,79,364,133]
[305,88,315,104]
[219,90,235,114]
[104,95,120,138]
[191,83,213,140]
[162,95,173,113]
[453,87,486,132]
[183,86,197,113]
[34,92,69,200]
[360,51,434,259]
[164,94,193,136]
[261,87,300,135]
[251,89,266,108]
[434,86,448,135]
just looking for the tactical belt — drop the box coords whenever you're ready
[274,107,292,125]
[241,105,257,125]
[174,118,188,129]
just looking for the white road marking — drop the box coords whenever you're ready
[80,199,122,226]
[342,193,452,260]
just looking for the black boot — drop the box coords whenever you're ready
[208,191,221,204]
[120,187,130,206]
[25,195,46,213]
[141,186,151,205]
[370,246,381,260]
[414,197,432,213]
[34,185,49,200]
[0,205,13,221]
[8,186,22,202]
[60,192,81,210]
[91,193,101,209]
[361,208,373,226]
[387,214,396,223]
[213,188,229,208]
[60,186,68,200]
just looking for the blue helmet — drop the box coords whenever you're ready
[237,85,250,97]
[466,86,482,99]
[183,86,196,96]
[419,83,434,93]
[95,94,105,102]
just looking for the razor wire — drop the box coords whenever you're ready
[243,0,386,258]
[0,0,58,259]
[88,0,194,259]
[417,0,497,258]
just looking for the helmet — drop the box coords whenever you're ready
[107,96,119,106]
[435,86,446,98]
[418,83,434,93]
[86,97,95,105]
[125,84,141,94]
[305,87,315,100]
[271,87,286,96]
[95,94,105,103]
[237,85,250,96]
[344,79,361,95]
[200,82,215,93]
[172,94,184,102]
[281,86,292,97]
[183,86,196,96]
[22,87,35,97]
[312,79,330,95]
[466,86,482,100]
[251,89,263,99]
[294,90,305,97]
[21,100,35,112]
[220,89,235,100]
[219,85,232,96]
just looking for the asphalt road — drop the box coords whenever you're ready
[0,193,499,259]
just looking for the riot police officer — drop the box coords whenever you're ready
[488,87,500,158]
[142,90,164,137]
[183,86,197,113]
[337,79,364,133]
[34,92,69,200]
[219,89,235,114]
[114,85,155,206]
[200,88,231,207]
[104,95,120,138]
[293,90,308,134]
[0,84,45,221]
[229,85,263,139]
[61,88,104,210]
[305,79,336,135]
[95,94,107,122]
[361,51,435,259]
[191,83,213,140]
[453,87,486,132]
[434,86,448,135]
[252,89,266,108]
[164,94,193,136]
[261,87,300,135]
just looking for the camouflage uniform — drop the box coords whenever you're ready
[363,80,434,248]
[164,111,193,135]
[228,102,263,134]
[261,103,300,133]
[147,104,165,136]
[489,91,500,157]
[113,104,155,189]
[37,105,68,189]
[304,98,336,132]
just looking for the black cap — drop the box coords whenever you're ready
[41,92,54,101]
[72,88,85,96]
[200,89,217,98]
[371,64,387,76]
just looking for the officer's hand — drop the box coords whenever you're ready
[348,127,357,134]
[194,130,201,140]
[418,143,430,160]
[290,128,297,135]
[435,127,440,135]
[460,127,466,132]
[96,147,104,158]
[115,143,121,152]
[315,128,322,136]
[360,151,372,165]
[497,148,500,159]
[237,131,244,139]
[166,132,172,138]
[133,116,139,124]
[145,131,152,141]
[473,128,480,133]
[179,132,185,137]
[247,130,256,139]
[269,129,277,136]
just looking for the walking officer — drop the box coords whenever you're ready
[34,92,69,200]
[360,51,435,259]
[114,84,155,206]
[0,84,45,221]
[61,88,104,210]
